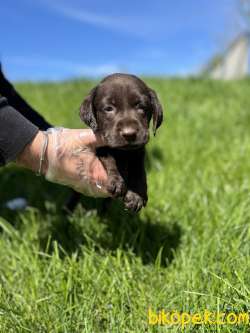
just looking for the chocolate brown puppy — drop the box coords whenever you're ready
[80,73,163,212]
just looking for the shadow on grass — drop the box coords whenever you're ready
[37,201,182,268]
[102,205,181,267]
[0,168,181,268]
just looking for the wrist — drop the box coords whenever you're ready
[16,131,48,175]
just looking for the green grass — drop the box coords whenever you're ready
[1,77,250,332]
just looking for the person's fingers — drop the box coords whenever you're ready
[89,157,108,183]
[93,132,107,148]
[45,127,111,197]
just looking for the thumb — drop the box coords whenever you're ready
[78,129,107,149]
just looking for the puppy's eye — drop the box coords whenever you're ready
[135,102,146,114]
[135,102,144,110]
[104,106,115,112]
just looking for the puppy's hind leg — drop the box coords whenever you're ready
[63,191,82,214]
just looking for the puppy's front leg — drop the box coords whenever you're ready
[124,149,148,213]
[100,155,126,198]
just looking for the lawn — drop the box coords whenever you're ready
[0,77,250,332]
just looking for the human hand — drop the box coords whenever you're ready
[17,128,110,197]
[44,128,109,197]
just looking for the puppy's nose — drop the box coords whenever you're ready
[121,127,137,142]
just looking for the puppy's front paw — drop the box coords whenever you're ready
[107,176,126,198]
[124,191,147,213]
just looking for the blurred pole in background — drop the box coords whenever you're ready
[202,0,250,80]
[240,0,250,27]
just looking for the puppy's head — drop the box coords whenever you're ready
[80,73,163,149]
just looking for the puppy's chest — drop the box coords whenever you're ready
[96,148,133,180]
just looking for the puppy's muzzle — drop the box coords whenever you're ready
[116,118,140,143]
[120,126,137,142]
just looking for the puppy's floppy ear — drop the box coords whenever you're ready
[149,88,163,136]
[79,86,98,131]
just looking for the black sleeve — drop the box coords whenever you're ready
[0,97,39,166]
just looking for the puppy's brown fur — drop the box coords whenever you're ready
[80,73,163,212]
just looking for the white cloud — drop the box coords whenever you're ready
[32,0,155,38]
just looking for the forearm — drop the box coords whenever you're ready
[0,107,109,196]
[0,97,39,166]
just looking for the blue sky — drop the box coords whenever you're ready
[0,0,244,81]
